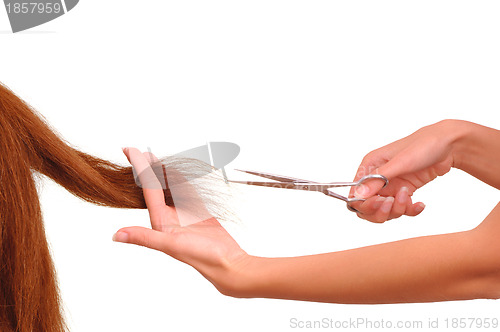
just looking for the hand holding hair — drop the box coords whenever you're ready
[0,82,223,331]
[113,148,250,294]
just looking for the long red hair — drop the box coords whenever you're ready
[0,83,177,331]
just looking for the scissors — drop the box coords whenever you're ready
[230,170,388,212]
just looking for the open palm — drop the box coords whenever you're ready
[113,148,248,292]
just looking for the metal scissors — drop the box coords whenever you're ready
[230,170,388,212]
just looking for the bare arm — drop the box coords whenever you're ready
[115,135,500,304]
[231,203,500,303]
[452,120,500,190]
[228,121,500,303]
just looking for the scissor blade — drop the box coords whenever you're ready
[234,169,311,183]
[228,180,299,189]
[229,180,333,194]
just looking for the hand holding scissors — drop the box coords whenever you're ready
[230,170,388,213]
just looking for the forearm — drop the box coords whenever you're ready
[229,218,500,303]
[451,120,500,189]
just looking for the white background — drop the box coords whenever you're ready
[1,1,500,331]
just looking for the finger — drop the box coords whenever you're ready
[142,151,169,192]
[127,147,165,201]
[349,163,378,198]
[405,202,426,217]
[353,175,388,200]
[160,162,213,227]
[351,196,385,216]
[113,226,172,254]
[376,145,433,181]
[143,151,160,164]
[142,154,213,227]
[369,197,394,223]
[388,187,409,220]
[139,151,185,229]
[140,151,183,228]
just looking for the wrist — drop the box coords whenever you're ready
[215,254,269,298]
[441,119,476,170]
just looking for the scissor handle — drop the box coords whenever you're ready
[344,174,389,212]
[357,174,388,189]
[326,174,388,200]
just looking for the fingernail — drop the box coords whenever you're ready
[373,196,385,209]
[381,197,394,213]
[397,187,409,204]
[415,203,426,213]
[122,147,129,153]
[112,231,129,243]
[354,184,368,198]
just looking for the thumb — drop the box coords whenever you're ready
[112,226,168,252]
[354,150,415,199]
[354,174,387,199]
